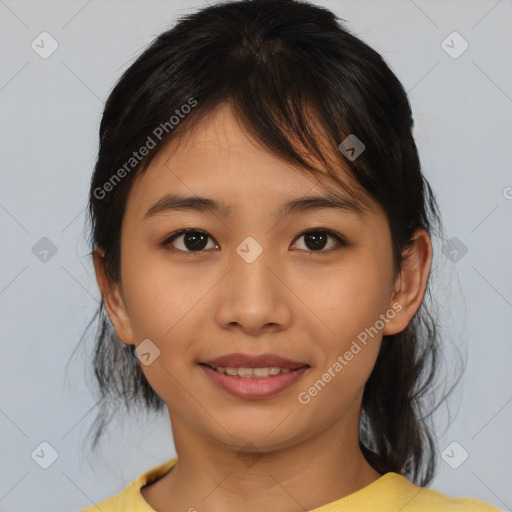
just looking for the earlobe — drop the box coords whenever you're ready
[383,228,433,336]
[92,247,134,345]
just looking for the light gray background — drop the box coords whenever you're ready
[1,0,511,511]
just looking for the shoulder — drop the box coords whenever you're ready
[385,473,501,511]
[77,481,147,512]
[312,472,501,512]
[76,457,178,512]
[441,499,503,511]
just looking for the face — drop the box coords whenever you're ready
[98,102,421,454]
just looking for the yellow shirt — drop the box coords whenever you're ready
[79,457,501,511]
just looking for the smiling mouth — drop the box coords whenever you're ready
[199,360,310,399]
[199,363,308,378]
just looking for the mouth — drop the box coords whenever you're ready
[200,352,308,371]
[199,363,306,378]
[198,353,310,399]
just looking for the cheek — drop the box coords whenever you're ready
[295,250,393,405]
[120,254,201,408]
[296,264,388,412]
[120,240,203,340]
[301,253,393,340]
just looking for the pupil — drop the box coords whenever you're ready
[185,232,208,251]
[306,233,327,250]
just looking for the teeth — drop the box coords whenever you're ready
[253,367,270,377]
[213,366,293,378]
[237,367,253,378]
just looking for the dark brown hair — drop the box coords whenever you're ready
[80,0,460,486]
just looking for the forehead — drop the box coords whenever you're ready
[125,102,377,219]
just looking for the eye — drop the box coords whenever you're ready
[160,228,347,253]
[292,229,347,253]
[160,229,219,252]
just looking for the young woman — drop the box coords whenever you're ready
[80,0,499,510]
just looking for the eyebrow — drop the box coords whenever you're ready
[143,191,367,220]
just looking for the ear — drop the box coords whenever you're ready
[92,247,135,345]
[383,228,433,336]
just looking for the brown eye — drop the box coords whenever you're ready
[292,229,346,252]
[161,229,218,252]
[160,228,346,254]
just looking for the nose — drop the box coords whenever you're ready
[214,240,293,337]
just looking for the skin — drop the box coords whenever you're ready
[94,102,432,512]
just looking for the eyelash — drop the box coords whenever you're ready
[159,228,347,254]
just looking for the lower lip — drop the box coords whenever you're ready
[199,364,309,399]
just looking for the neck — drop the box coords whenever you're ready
[141,407,383,512]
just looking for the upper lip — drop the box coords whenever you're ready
[201,353,309,369]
